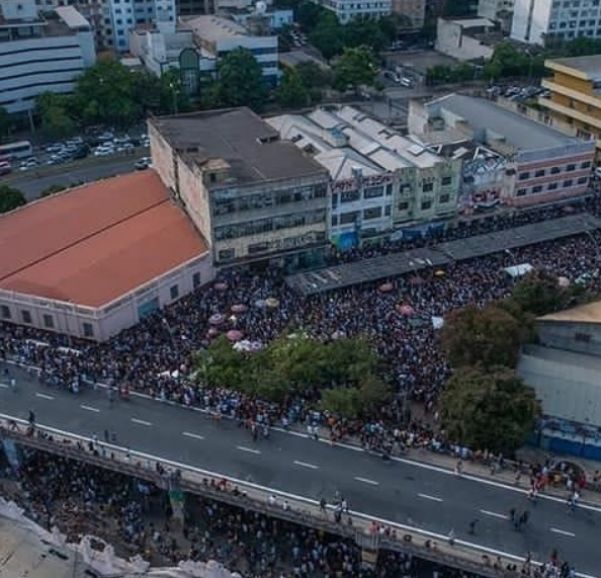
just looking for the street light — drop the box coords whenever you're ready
[169,81,178,115]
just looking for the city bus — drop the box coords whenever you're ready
[0,140,33,161]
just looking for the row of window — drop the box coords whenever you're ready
[518,161,591,181]
[331,205,392,226]
[0,65,83,83]
[0,305,95,337]
[516,176,589,196]
[218,231,327,261]
[397,195,451,212]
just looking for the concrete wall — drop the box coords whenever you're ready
[537,321,601,358]
[435,18,495,62]
[177,156,213,244]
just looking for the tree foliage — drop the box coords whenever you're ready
[276,68,309,109]
[441,304,523,369]
[0,106,9,139]
[508,271,571,317]
[36,93,75,138]
[333,46,378,91]
[0,184,26,214]
[440,366,540,454]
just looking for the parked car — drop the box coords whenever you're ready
[134,157,151,170]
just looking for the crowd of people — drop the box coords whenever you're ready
[1,200,601,459]
[0,446,577,578]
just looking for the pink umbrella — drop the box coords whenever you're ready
[209,313,225,325]
[227,329,243,342]
[231,304,248,313]
[214,282,228,292]
[397,304,415,316]
[379,282,394,293]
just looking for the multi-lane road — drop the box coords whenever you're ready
[0,365,599,577]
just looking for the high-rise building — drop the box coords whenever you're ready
[175,0,215,15]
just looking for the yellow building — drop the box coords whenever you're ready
[540,56,601,161]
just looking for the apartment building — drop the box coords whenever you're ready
[268,106,462,248]
[148,108,330,268]
[539,55,601,160]
[318,0,392,23]
[175,0,215,15]
[477,0,514,32]
[410,93,596,207]
[0,0,95,114]
[391,0,426,28]
[511,0,601,46]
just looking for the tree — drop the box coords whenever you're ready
[441,304,522,369]
[440,366,540,454]
[320,387,361,419]
[0,184,26,214]
[295,0,323,31]
[277,68,309,109]
[333,46,378,91]
[40,184,67,198]
[212,48,267,111]
[159,68,192,114]
[508,271,570,317]
[36,92,75,138]
[0,106,9,139]
[309,11,344,60]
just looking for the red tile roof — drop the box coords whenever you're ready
[0,171,208,307]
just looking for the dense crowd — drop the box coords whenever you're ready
[0,446,577,578]
[1,200,601,456]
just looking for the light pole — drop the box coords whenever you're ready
[169,81,178,114]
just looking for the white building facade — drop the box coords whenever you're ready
[0,0,95,114]
[319,0,392,23]
[511,0,601,45]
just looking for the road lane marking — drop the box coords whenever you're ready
[550,528,576,537]
[35,393,54,400]
[80,404,100,413]
[183,432,205,440]
[293,460,319,469]
[354,476,379,486]
[418,493,443,502]
[0,411,596,578]
[236,445,261,455]
[131,418,152,426]
[0,383,8,388]
[480,509,509,520]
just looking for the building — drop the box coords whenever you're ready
[318,0,392,23]
[0,0,95,115]
[148,108,330,268]
[268,106,462,248]
[0,171,212,341]
[539,55,601,160]
[477,0,513,32]
[391,0,426,29]
[175,0,215,15]
[409,93,596,208]
[435,17,501,62]
[511,0,601,45]
[518,300,601,459]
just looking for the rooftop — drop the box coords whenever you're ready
[540,300,601,324]
[546,55,601,82]
[180,14,248,41]
[429,93,579,152]
[54,5,91,30]
[0,171,207,308]
[150,108,327,186]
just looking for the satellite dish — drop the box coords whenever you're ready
[255,1,267,13]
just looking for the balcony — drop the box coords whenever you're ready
[538,96,601,131]
[541,79,601,111]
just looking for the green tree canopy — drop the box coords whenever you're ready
[441,304,523,369]
[333,46,378,91]
[276,68,310,109]
[36,93,75,138]
[0,184,26,214]
[309,11,344,60]
[210,48,267,111]
[508,270,571,317]
[0,106,9,139]
[440,366,540,454]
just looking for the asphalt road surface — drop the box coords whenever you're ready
[1,366,599,577]
[3,158,139,200]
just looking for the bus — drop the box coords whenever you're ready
[0,140,33,161]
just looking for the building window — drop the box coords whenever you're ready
[517,188,527,196]
[363,186,384,199]
[439,193,450,203]
[193,272,201,288]
[332,193,338,208]
[581,161,591,169]
[551,166,561,174]
[398,201,409,211]
[340,211,359,224]
[519,171,530,180]
[386,184,392,196]
[83,322,94,338]
[441,176,452,186]
[548,182,558,190]
[331,214,338,226]
[421,200,432,210]
[532,185,543,193]
[566,164,576,171]
[218,248,235,260]
[363,206,382,219]
[384,205,391,216]
[577,176,588,184]
[564,179,573,187]
[42,314,54,329]
[248,242,269,254]
[0,305,10,319]
[21,310,32,324]
[170,284,179,300]
[422,182,434,193]
[341,189,360,203]
[574,332,591,342]
[534,169,545,177]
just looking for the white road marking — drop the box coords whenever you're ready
[0,411,596,578]
[293,460,319,470]
[0,383,8,388]
[551,528,576,537]
[183,432,205,440]
[80,404,100,413]
[354,476,379,486]
[131,418,152,426]
[418,493,443,502]
[35,393,54,400]
[236,445,261,455]
[480,509,509,520]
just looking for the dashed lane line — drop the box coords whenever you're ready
[35,392,54,400]
[183,432,205,440]
[550,528,576,537]
[131,418,152,426]
[293,460,319,470]
[236,445,261,455]
[480,509,509,520]
[354,476,379,486]
[80,405,100,413]
[418,493,443,502]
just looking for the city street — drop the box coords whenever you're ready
[1,366,599,577]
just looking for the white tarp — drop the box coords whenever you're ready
[504,263,534,278]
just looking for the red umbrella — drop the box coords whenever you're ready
[227,329,243,342]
